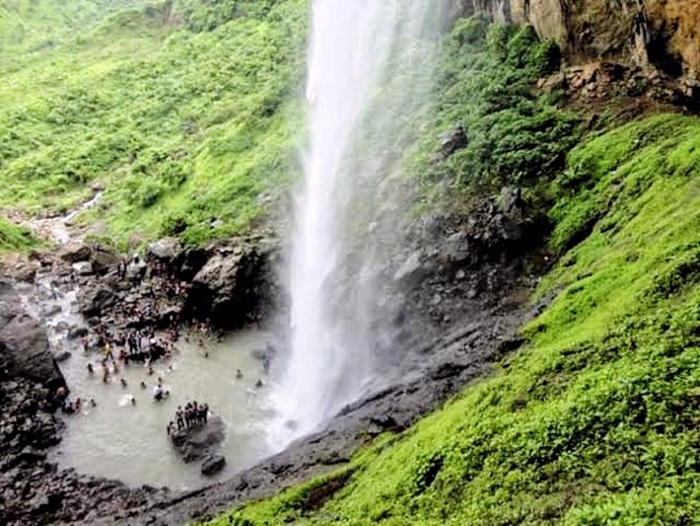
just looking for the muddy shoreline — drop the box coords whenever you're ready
[0,189,547,525]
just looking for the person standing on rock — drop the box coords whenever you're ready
[176,406,184,430]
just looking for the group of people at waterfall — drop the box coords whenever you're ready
[166,400,210,435]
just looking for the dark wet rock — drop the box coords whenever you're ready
[17,446,47,464]
[186,245,269,329]
[54,351,71,363]
[60,243,91,264]
[439,125,467,158]
[443,231,471,264]
[0,281,63,386]
[201,455,226,476]
[178,246,209,281]
[67,325,89,340]
[41,303,62,317]
[156,305,183,328]
[170,416,226,463]
[14,263,39,283]
[78,286,118,318]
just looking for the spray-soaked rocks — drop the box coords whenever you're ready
[185,242,275,329]
[0,280,64,387]
[169,413,226,465]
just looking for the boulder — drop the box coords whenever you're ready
[393,250,425,287]
[90,245,120,274]
[170,416,225,463]
[72,261,94,276]
[146,237,183,264]
[201,454,226,476]
[60,243,91,264]
[187,246,267,328]
[54,351,71,363]
[78,286,118,318]
[443,232,470,264]
[0,281,63,386]
[178,246,209,281]
[439,125,467,158]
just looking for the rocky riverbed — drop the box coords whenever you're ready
[0,186,549,525]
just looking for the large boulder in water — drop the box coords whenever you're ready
[201,454,226,476]
[0,280,64,387]
[170,416,225,463]
[186,244,269,329]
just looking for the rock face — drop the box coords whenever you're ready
[170,416,226,463]
[186,245,271,329]
[90,244,120,274]
[0,280,63,387]
[452,0,700,83]
[78,285,118,318]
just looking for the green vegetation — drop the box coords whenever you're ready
[0,218,36,252]
[1,0,306,247]
[409,17,579,206]
[5,7,700,522]
[202,115,700,524]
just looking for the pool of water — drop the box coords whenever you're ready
[23,279,277,490]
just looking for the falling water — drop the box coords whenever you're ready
[272,0,447,443]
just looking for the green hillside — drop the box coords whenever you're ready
[204,112,700,526]
[1,0,305,247]
[3,2,700,524]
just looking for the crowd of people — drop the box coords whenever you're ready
[51,252,269,450]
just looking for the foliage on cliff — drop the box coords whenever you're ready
[410,16,579,205]
[0,0,305,247]
[204,113,700,525]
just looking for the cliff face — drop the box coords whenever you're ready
[454,0,699,81]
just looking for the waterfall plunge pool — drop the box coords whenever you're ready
[49,324,278,491]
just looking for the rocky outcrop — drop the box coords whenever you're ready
[186,243,273,329]
[0,378,169,526]
[452,0,700,84]
[0,280,63,388]
[77,285,118,319]
[170,416,226,463]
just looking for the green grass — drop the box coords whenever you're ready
[1,0,306,248]
[0,217,36,252]
[202,114,700,525]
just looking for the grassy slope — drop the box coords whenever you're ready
[1,0,305,247]
[203,114,700,525]
[0,217,36,252]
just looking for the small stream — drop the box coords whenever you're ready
[18,277,278,490]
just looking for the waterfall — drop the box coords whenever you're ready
[271,0,447,444]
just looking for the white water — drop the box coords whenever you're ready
[272,0,447,443]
